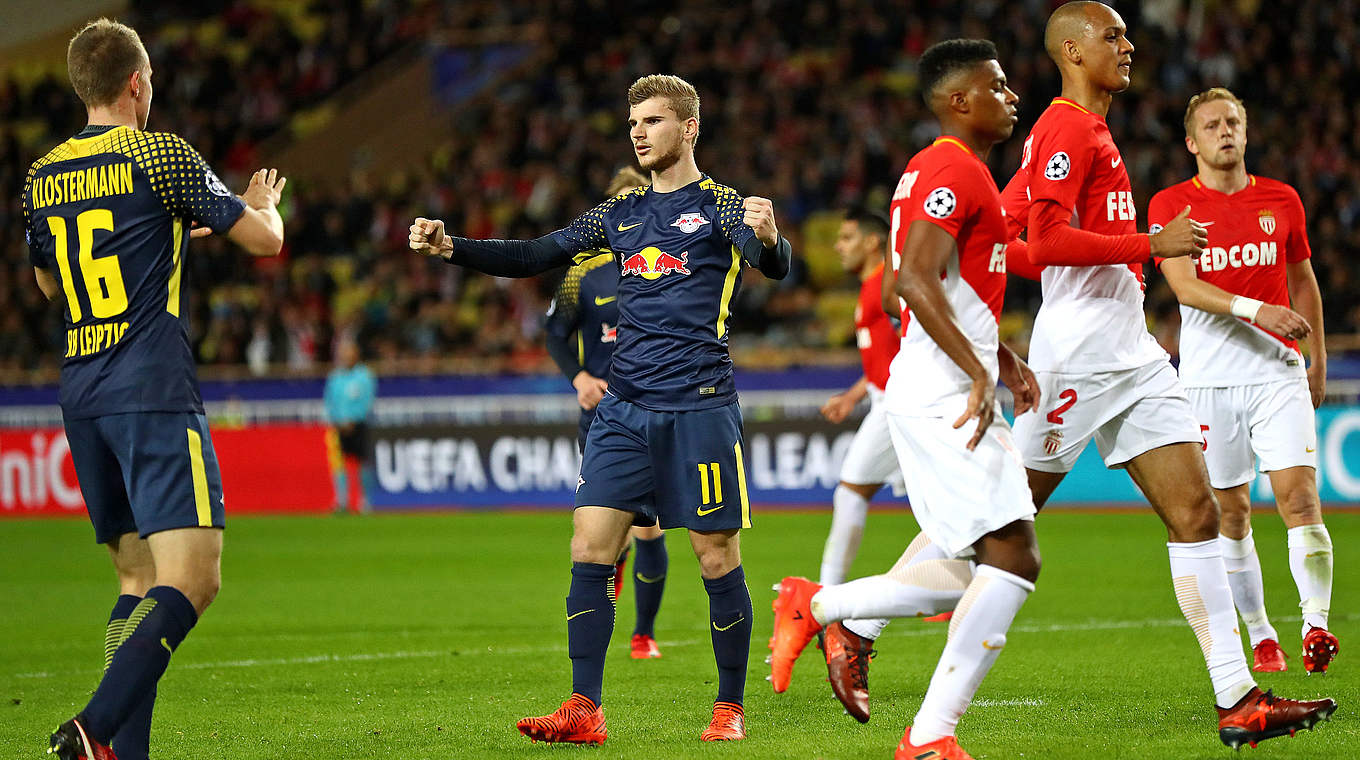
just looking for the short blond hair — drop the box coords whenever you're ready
[628,74,700,142]
[605,166,648,196]
[67,18,149,108]
[1184,87,1247,136]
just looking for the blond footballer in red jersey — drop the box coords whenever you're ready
[815,210,908,592]
[772,39,1044,759]
[1002,2,1334,749]
[1151,88,1336,675]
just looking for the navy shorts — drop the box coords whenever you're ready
[577,407,596,455]
[576,394,751,531]
[63,411,226,544]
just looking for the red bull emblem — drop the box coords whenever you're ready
[1258,210,1276,235]
[620,246,691,280]
[601,322,617,343]
[671,212,710,233]
[1043,430,1063,455]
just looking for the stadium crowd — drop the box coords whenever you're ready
[4,0,1359,382]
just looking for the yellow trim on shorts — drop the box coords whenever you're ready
[733,441,751,528]
[187,428,212,526]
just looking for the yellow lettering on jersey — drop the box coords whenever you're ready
[65,321,131,358]
[31,161,135,210]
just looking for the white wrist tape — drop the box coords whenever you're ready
[1230,296,1263,322]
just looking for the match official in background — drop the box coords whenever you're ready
[544,166,669,660]
[24,19,286,760]
[324,337,377,514]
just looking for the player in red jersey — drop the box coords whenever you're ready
[1151,87,1336,676]
[772,39,1041,759]
[1000,2,1335,748]
[814,208,906,587]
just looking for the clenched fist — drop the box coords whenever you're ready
[743,196,780,248]
[409,217,453,258]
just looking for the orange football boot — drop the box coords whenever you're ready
[516,694,607,745]
[699,701,745,741]
[769,576,822,692]
[894,728,975,760]
[630,633,661,659]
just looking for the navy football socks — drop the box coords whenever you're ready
[704,565,753,706]
[567,562,616,706]
[631,535,668,637]
[82,586,197,743]
[104,594,154,760]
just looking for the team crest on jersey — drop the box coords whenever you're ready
[601,322,617,343]
[1043,429,1064,455]
[671,212,710,233]
[620,246,690,280]
[1044,152,1071,180]
[205,169,231,197]
[923,187,956,219]
[1258,210,1276,235]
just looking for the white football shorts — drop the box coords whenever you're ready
[886,400,1036,558]
[1188,379,1318,489]
[840,392,908,496]
[1014,359,1202,472]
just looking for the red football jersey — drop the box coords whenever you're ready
[1149,174,1311,385]
[885,135,1008,414]
[855,263,899,392]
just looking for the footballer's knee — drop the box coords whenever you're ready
[1166,489,1221,543]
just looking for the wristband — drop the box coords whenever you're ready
[1229,296,1263,323]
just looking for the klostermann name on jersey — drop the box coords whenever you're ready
[1149,174,1311,386]
[22,125,246,418]
[885,136,1008,415]
[1001,97,1167,373]
[547,175,760,411]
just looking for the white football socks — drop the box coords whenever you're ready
[1287,524,1333,636]
[810,559,974,627]
[819,485,870,586]
[1219,531,1278,646]
[908,565,1033,745]
[842,532,968,641]
[1168,539,1255,708]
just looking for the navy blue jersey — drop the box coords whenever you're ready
[548,176,758,411]
[545,250,620,380]
[22,125,247,419]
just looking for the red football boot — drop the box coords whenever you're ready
[1252,638,1287,672]
[1216,687,1337,748]
[630,633,661,659]
[49,716,118,760]
[820,622,875,723]
[1302,627,1339,675]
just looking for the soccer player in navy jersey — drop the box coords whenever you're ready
[411,73,791,743]
[544,166,669,661]
[23,19,286,760]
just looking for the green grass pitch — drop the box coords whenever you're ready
[1,509,1355,759]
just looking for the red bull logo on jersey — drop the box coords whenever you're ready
[670,212,710,233]
[1259,210,1276,235]
[620,247,691,280]
[601,322,617,343]
[1198,241,1278,273]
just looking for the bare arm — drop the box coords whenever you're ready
[880,246,899,319]
[821,376,869,424]
[1287,259,1327,407]
[33,267,61,302]
[1161,257,1310,340]
[896,219,992,450]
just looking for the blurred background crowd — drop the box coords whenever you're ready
[3,0,1358,383]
